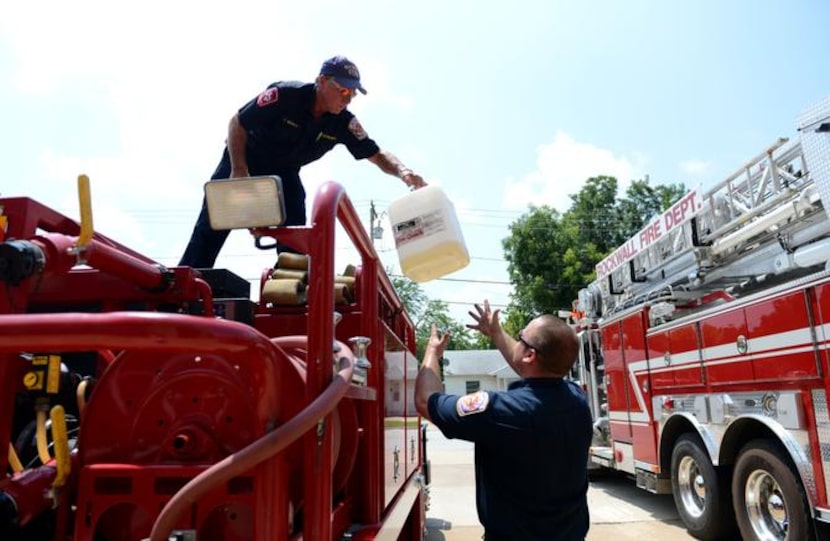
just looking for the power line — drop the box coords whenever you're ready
[233,274,514,287]
[388,275,511,286]
[150,252,508,264]
[50,203,530,221]
[468,256,505,262]
[439,300,508,308]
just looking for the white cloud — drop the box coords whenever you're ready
[680,159,711,175]
[1,2,313,208]
[1,1,420,270]
[504,131,643,212]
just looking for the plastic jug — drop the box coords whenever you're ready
[388,185,470,282]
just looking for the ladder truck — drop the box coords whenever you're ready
[0,178,429,541]
[574,95,830,541]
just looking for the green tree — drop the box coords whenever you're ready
[616,179,686,243]
[499,304,533,340]
[566,175,620,254]
[502,205,573,316]
[390,273,476,358]
[390,271,428,321]
[502,176,686,317]
[502,203,604,315]
[470,331,492,350]
[413,300,476,358]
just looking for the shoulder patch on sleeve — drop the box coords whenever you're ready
[348,117,368,140]
[256,87,279,107]
[456,391,489,417]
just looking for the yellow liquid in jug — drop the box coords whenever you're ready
[399,241,470,283]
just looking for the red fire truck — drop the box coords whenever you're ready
[574,95,830,540]
[0,178,428,540]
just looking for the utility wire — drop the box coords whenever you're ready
[388,275,511,286]
[236,274,514,287]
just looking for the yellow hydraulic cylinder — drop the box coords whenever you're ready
[77,174,94,248]
[50,405,71,488]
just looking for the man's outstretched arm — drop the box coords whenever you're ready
[415,324,450,422]
[367,149,427,189]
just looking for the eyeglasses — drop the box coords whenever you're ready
[328,77,357,98]
[517,330,537,352]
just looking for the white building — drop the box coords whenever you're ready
[441,349,519,396]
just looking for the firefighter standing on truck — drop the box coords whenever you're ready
[179,55,426,268]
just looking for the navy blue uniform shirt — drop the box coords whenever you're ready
[177,80,382,266]
[215,80,380,222]
[428,378,592,541]
[233,80,380,172]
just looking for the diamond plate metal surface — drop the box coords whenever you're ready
[798,95,830,211]
[813,389,830,504]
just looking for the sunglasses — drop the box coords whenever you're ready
[517,330,537,352]
[328,77,357,98]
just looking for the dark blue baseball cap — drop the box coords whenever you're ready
[320,56,367,95]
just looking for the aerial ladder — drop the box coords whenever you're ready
[581,95,830,321]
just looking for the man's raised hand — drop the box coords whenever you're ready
[467,299,501,338]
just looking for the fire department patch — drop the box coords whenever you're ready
[348,117,368,140]
[456,391,489,417]
[257,87,279,107]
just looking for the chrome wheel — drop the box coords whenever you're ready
[671,434,735,538]
[733,439,812,541]
[744,468,788,540]
[677,454,707,518]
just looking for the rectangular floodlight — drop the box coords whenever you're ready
[204,176,286,230]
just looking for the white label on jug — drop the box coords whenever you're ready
[392,211,447,247]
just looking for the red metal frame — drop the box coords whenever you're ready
[252,181,417,538]
[0,181,424,541]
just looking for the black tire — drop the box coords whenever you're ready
[671,434,736,540]
[732,438,813,541]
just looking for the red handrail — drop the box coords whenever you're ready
[252,181,412,536]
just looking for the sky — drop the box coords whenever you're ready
[2,0,829,325]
